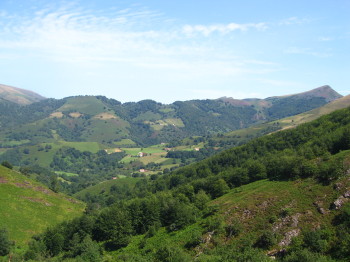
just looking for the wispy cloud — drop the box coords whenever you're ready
[279,17,310,26]
[318,36,333,42]
[258,79,305,87]
[182,22,267,36]
[0,4,275,77]
[285,47,332,58]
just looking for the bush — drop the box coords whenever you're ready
[225,218,243,238]
[0,228,11,256]
[155,245,191,262]
[303,229,331,253]
[1,161,13,169]
[283,248,334,262]
[280,208,293,218]
[255,231,276,249]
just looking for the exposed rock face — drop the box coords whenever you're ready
[314,201,328,215]
[331,190,350,209]
[272,213,301,232]
[279,229,301,247]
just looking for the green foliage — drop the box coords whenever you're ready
[1,161,13,169]
[225,218,243,238]
[154,245,191,262]
[283,248,334,262]
[193,190,211,210]
[255,231,277,249]
[43,227,65,256]
[24,238,47,261]
[280,208,293,218]
[93,206,133,249]
[0,228,11,256]
[75,235,101,262]
[49,175,60,193]
[267,97,327,120]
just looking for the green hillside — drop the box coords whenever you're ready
[16,105,350,261]
[0,85,341,150]
[209,94,350,148]
[0,86,344,186]
[0,165,85,246]
[110,176,350,261]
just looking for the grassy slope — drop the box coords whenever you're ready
[73,177,141,199]
[110,173,350,260]
[0,166,85,245]
[18,141,102,167]
[223,94,350,141]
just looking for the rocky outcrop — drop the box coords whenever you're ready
[279,229,301,247]
[331,190,350,209]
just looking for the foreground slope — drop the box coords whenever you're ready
[109,175,350,261]
[0,165,85,245]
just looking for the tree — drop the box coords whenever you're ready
[49,175,60,193]
[43,228,65,256]
[1,161,13,169]
[255,231,276,249]
[78,235,101,262]
[193,190,211,210]
[0,228,11,256]
[209,178,230,198]
[92,206,133,249]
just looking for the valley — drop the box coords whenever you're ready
[1,84,350,261]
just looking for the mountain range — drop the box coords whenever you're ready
[0,84,342,147]
[2,83,350,261]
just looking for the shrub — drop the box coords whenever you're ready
[1,161,13,169]
[0,228,11,256]
[255,231,276,249]
[225,218,243,238]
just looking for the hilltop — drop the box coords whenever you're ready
[0,84,45,105]
[0,84,342,151]
[208,93,350,148]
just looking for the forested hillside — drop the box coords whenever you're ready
[12,105,350,261]
[0,85,342,182]
[0,85,341,148]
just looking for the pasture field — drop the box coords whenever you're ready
[74,177,140,199]
[113,139,136,147]
[18,141,102,167]
[0,166,85,245]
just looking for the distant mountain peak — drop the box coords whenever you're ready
[295,85,342,102]
[0,84,45,105]
[267,85,342,102]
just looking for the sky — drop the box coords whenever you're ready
[0,0,349,103]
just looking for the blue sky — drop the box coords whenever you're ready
[0,0,349,103]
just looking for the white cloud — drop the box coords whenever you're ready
[0,4,276,76]
[318,37,333,42]
[182,22,267,36]
[279,17,310,26]
[285,47,332,58]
